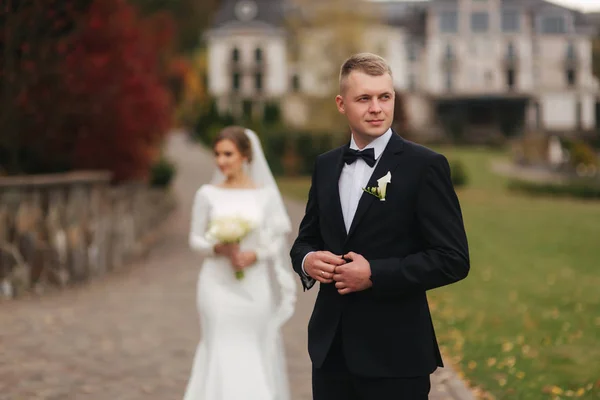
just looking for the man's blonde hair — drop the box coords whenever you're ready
[339,53,393,93]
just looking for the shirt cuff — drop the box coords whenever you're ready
[300,251,316,290]
[301,251,314,276]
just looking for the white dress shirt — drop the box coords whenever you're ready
[302,128,393,275]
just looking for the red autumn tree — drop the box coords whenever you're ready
[62,0,174,182]
[1,0,174,180]
[0,0,92,174]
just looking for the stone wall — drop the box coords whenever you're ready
[0,171,176,298]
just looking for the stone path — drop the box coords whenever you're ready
[0,131,473,400]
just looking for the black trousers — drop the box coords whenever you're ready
[312,329,431,400]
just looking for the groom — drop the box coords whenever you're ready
[290,53,470,399]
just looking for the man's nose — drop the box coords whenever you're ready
[369,100,382,113]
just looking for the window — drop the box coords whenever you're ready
[471,12,489,33]
[255,73,263,91]
[232,72,241,92]
[232,47,240,63]
[540,15,566,34]
[576,100,582,130]
[506,68,516,90]
[566,68,576,86]
[507,42,516,60]
[484,70,493,84]
[242,100,253,120]
[566,42,576,60]
[502,10,520,32]
[291,75,300,92]
[440,11,458,33]
[534,102,542,130]
[255,48,263,63]
[445,70,453,92]
[408,73,416,92]
[407,41,417,62]
[444,43,454,60]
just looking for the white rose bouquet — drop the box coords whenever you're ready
[206,215,255,280]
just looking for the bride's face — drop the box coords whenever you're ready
[214,139,246,178]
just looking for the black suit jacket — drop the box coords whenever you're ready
[290,132,470,378]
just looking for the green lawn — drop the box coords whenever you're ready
[277,147,600,399]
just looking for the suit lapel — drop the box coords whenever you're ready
[345,133,405,242]
[322,144,348,241]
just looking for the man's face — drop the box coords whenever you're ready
[335,71,395,147]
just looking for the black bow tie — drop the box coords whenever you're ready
[343,147,376,167]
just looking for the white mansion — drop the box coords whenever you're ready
[205,0,599,139]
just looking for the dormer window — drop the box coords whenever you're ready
[539,14,567,34]
[471,12,489,33]
[502,9,520,32]
[439,10,458,33]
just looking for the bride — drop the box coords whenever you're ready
[183,126,297,400]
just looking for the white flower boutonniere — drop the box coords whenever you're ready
[362,171,392,201]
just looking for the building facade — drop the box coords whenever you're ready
[205,0,599,138]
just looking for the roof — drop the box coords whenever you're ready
[211,0,285,29]
[208,0,598,35]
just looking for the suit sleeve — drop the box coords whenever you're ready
[369,154,470,296]
[290,160,323,291]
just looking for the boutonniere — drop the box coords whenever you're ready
[362,171,392,201]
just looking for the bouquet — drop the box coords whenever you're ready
[206,215,255,280]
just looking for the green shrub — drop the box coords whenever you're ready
[569,141,598,168]
[449,159,468,187]
[149,156,176,188]
[189,100,347,177]
[259,130,286,176]
[508,179,600,199]
[263,102,281,125]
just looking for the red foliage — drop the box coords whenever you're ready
[2,0,174,180]
[62,0,174,181]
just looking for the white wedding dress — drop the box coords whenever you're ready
[183,183,295,400]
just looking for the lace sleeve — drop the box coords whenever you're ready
[189,186,217,256]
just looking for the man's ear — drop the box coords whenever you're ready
[335,95,345,114]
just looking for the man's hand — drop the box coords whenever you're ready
[333,252,372,295]
[304,251,346,284]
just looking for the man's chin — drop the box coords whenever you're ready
[364,127,389,138]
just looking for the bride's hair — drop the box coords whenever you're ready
[213,125,253,163]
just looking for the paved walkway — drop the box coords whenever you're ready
[0,132,473,400]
